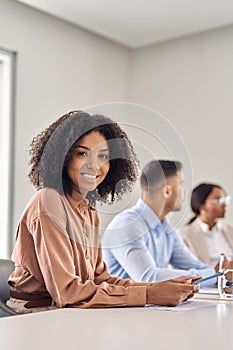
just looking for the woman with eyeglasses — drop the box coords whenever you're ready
[178,183,233,267]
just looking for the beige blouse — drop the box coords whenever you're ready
[9,188,147,308]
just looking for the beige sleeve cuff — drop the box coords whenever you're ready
[127,286,147,306]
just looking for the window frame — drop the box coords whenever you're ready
[0,47,16,258]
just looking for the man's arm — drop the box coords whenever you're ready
[110,235,203,282]
[170,232,215,284]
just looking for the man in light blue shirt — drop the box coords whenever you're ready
[103,160,217,286]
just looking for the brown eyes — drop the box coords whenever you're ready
[76,152,109,161]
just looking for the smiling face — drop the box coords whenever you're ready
[66,131,110,197]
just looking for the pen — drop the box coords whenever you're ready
[192,271,225,284]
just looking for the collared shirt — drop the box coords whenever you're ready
[9,188,147,308]
[198,218,233,265]
[103,198,215,285]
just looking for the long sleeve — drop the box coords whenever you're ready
[103,199,215,286]
[9,189,147,309]
[108,235,213,283]
[32,214,147,308]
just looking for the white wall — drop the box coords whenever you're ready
[0,0,131,249]
[130,25,233,223]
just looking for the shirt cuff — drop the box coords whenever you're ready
[127,286,147,306]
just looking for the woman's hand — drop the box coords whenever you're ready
[146,276,199,306]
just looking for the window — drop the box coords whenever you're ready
[0,48,16,258]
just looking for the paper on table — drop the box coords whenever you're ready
[194,286,222,300]
[145,299,217,312]
[198,286,219,294]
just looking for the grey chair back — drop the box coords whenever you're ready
[0,259,15,302]
[0,259,17,317]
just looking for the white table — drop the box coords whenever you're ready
[0,297,233,350]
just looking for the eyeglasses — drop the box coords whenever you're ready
[205,196,231,205]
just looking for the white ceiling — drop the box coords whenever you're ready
[16,0,233,48]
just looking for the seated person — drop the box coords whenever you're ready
[103,160,216,285]
[178,183,233,266]
[7,112,198,314]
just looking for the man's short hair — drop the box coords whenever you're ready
[140,160,182,191]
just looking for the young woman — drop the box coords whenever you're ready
[179,183,233,266]
[8,110,198,313]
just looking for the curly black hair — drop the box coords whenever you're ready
[29,110,139,204]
